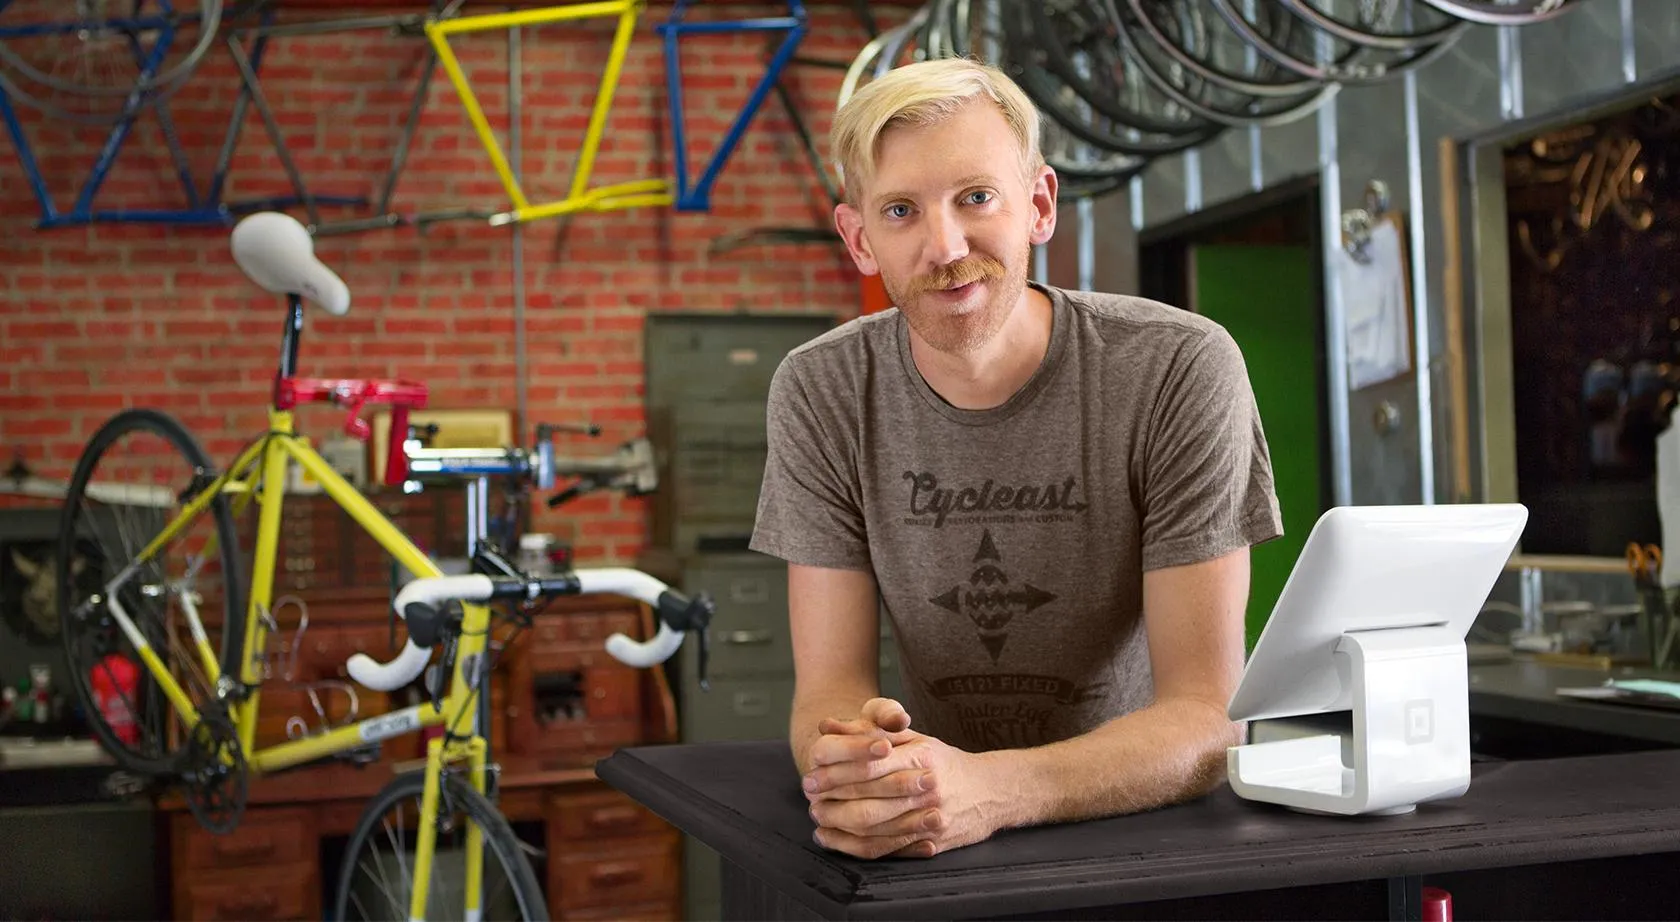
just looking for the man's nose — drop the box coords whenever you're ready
[924,206,969,266]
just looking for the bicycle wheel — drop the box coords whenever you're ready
[57,408,244,776]
[334,770,549,921]
[0,0,227,126]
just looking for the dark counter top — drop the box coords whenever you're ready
[596,738,1680,920]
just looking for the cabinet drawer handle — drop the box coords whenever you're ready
[588,861,643,887]
[585,806,641,830]
[721,630,772,645]
[212,838,275,861]
[729,579,769,604]
[733,692,769,717]
[219,894,278,917]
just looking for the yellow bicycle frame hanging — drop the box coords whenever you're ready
[425,0,673,225]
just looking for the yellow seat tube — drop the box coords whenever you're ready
[236,418,294,753]
[426,20,530,212]
[571,4,643,202]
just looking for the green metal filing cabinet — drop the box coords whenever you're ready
[645,311,838,557]
[677,550,902,921]
[679,552,903,741]
[643,311,904,920]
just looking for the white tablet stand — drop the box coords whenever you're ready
[1225,504,1529,816]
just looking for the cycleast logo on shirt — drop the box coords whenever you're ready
[899,469,1108,749]
[900,470,1089,529]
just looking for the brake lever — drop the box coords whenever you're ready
[696,623,710,692]
[656,591,715,691]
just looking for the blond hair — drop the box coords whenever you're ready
[830,57,1042,202]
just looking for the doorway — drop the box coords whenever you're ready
[1493,93,1680,559]
[1138,180,1333,648]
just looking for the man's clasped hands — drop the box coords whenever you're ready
[802,697,1005,859]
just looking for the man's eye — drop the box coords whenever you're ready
[967,191,993,205]
[886,204,910,218]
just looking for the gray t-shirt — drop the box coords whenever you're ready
[749,282,1283,752]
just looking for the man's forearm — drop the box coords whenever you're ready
[976,697,1243,830]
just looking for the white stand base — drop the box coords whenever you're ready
[1227,626,1471,816]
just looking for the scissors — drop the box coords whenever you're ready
[1627,542,1663,588]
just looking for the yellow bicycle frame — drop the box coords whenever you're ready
[124,406,496,916]
[425,0,673,225]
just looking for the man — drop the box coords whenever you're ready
[747,57,1283,861]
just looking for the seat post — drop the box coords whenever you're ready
[279,292,305,379]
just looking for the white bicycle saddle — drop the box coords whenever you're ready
[230,211,351,315]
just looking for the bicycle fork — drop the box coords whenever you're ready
[413,733,491,921]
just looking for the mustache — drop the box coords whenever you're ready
[904,254,1006,299]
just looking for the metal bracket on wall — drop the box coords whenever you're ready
[1342,180,1392,264]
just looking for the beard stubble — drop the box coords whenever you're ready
[885,247,1030,356]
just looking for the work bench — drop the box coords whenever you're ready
[597,737,1680,921]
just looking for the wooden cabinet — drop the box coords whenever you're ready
[166,582,682,918]
[171,809,319,921]
[168,784,683,921]
[549,790,683,920]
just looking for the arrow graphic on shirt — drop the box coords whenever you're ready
[929,529,1057,664]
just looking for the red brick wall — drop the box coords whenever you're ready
[1,2,898,563]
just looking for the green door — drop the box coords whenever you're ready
[1188,244,1327,649]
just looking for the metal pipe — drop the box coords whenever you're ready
[1619,0,1636,84]
[1405,64,1435,505]
[1497,26,1523,121]
[1404,0,1434,505]
[510,15,529,442]
[1317,32,1351,507]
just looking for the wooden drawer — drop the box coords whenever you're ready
[561,901,681,921]
[549,790,669,841]
[511,642,644,756]
[551,833,680,912]
[292,622,408,682]
[526,646,643,720]
[178,808,314,871]
[529,609,643,650]
[178,860,316,921]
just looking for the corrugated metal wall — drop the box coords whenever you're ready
[1074,0,1680,508]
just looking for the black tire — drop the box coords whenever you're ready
[334,771,549,921]
[57,408,244,776]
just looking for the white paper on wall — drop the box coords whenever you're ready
[1335,219,1413,391]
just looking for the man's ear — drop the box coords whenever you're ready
[834,202,879,277]
[1028,164,1058,247]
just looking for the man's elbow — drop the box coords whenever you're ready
[1174,702,1246,801]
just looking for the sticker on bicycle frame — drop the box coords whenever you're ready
[359,707,424,743]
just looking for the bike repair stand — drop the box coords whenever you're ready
[397,422,662,781]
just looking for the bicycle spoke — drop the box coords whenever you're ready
[58,409,242,777]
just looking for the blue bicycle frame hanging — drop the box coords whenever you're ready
[0,1,361,229]
[657,0,807,213]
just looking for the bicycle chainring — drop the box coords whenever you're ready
[181,710,249,835]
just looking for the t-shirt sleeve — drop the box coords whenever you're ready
[1139,325,1284,572]
[748,357,872,570]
